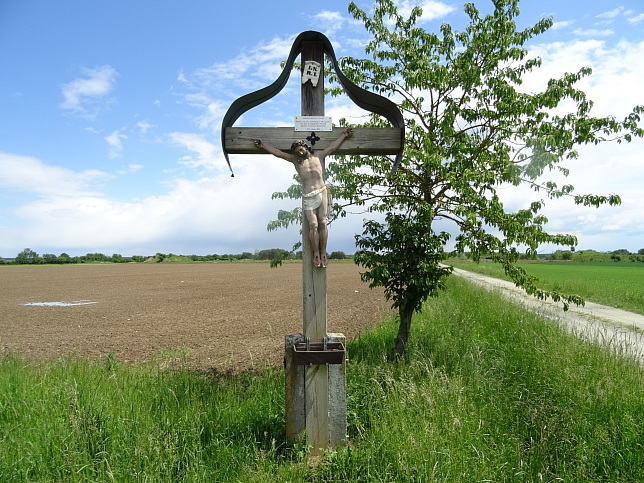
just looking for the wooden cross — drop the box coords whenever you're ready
[221,31,404,458]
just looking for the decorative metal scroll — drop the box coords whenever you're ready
[220,30,405,177]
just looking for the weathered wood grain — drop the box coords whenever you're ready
[224,127,402,155]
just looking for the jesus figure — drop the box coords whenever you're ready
[253,128,353,267]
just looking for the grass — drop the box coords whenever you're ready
[450,260,644,315]
[1,277,643,481]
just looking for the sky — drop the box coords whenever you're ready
[1,0,643,258]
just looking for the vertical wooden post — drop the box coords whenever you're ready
[284,40,347,461]
[301,40,330,459]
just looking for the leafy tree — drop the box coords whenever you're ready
[639,248,644,256]
[273,0,643,356]
[57,253,72,264]
[15,248,41,264]
[355,207,451,356]
[42,253,58,264]
[111,253,126,263]
[329,251,347,260]
[612,249,631,255]
[326,0,643,356]
[255,248,289,261]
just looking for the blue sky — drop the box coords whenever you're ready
[1,0,643,257]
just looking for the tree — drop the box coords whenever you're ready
[355,207,452,356]
[255,248,290,261]
[15,248,41,264]
[329,251,347,260]
[269,0,644,360]
[42,253,58,264]
[322,0,643,356]
[612,249,631,255]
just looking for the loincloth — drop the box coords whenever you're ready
[302,185,327,211]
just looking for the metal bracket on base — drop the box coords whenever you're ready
[293,337,346,365]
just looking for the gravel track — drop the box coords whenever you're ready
[452,267,644,366]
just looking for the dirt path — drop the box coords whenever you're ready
[0,262,389,372]
[451,267,644,366]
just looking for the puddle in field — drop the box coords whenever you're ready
[22,300,97,307]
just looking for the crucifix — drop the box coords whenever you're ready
[253,127,353,268]
[221,31,404,459]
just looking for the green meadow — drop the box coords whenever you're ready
[449,261,644,315]
[2,276,642,482]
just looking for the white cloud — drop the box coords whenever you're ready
[596,7,625,20]
[136,120,154,134]
[196,101,226,132]
[551,20,574,30]
[628,13,644,24]
[395,0,455,23]
[0,151,310,256]
[313,10,349,36]
[497,36,644,252]
[168,132,220,170]
[572,28,614,37]
[183,36,293,103]
[104,129,127,159]
[0,152,109,198]
[60,65,118,116]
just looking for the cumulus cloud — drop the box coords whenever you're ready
[313,10,350,36]
[168,132,220,170]
[628,13,644,24]
[0,151,305,256]
[395,0,455,23]
[104,129,127,159]
[551,20,575,30]
[498,36,644,252]
[60,65,118,117]
[181,36,293,102]
[136,120,154,134]
[0,152,109,198]
[572,28,614,37]
[596,7,625,20]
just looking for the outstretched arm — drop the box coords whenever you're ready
[253,139,294,162]
[318,128,353,158]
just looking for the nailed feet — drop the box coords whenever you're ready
[313,253,328,268]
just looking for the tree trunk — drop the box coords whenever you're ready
[391,308,413,359]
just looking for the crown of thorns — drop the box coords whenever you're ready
[291,140,311,150]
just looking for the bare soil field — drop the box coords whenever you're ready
[0,262,389,372]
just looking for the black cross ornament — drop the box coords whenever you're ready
[306,131,320,146]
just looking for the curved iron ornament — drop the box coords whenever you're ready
[221,30,405,177]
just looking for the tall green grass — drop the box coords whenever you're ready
[450,261,644,315]
[2,277,642,481]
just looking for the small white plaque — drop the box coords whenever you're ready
[294,116,333,132]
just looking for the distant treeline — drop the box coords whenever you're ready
[546,249,644,263]
[5,247,643,265]
[0,248,350,265]
[455,248,644,263]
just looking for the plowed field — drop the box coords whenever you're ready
[0,262,388,372]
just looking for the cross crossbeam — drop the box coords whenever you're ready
[224,127,401,156]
